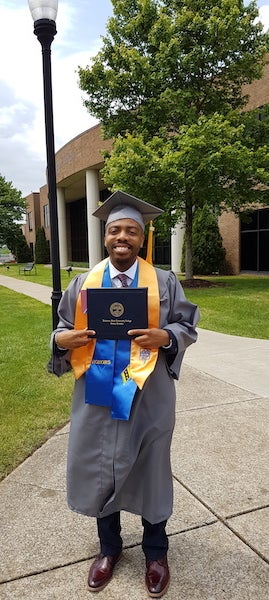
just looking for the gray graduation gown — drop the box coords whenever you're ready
[51,267,199,524]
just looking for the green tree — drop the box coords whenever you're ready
[14,229,33,263]
[35,227,50,264]
[0,175,26,251]
[241,103,269,148]
[102,115,269,276]
[78,0,269,278]
[181,205,226,275]
[79,0,267,137]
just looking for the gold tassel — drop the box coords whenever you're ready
[146,220,154,264]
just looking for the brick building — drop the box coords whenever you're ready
[217,59,269,274]
[22,192,41,258]
[24,66,269,273]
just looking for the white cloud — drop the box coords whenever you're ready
[0,2,104,195]
[0,0,268,196]
[258,4,269,31]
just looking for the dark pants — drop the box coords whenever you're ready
[97,512,168,560]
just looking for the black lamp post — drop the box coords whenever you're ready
[28,0,62,330]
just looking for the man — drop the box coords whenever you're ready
[51,190,199,597]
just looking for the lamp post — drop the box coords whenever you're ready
[28,0,62,330]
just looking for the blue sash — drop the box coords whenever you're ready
[85,264,138,420]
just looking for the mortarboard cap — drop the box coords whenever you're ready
[92,190,163,231]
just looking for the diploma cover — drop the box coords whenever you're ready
[86,287,148,339]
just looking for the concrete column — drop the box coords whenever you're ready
[57,187,68,267]
[171,218,185,274]
[86,169,102,268]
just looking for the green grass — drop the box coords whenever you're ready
[0,287,74,481]
[181,275,269,339]
[0,263,85,289]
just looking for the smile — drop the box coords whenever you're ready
[113,245,131,250]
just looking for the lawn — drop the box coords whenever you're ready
[182,275,269,340]
[0,271,268,481]
[0,287,73,481]
[0,262,84,289]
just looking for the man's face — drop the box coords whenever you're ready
[104,218,145,271]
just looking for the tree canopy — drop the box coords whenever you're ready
[79,0,268,138]
[102,114,269,275]
[78,0,269,277]
[0,175,26,255]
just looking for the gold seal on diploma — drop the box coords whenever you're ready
[110,302,124,317]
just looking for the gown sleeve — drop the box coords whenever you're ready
[47,273,87,377]
[161,270,200,379]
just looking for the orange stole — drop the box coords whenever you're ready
[70,257,160,389]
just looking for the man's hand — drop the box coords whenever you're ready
[55,328,96,350]
[128,328,170,349]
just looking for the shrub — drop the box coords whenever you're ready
[35,227,50,264]
[15,229,33,263]
[181,205,226,275]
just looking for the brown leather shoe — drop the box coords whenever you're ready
[87,552,122,592]
[145,556,170,598]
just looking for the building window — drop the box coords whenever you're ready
[240,208,269,271]
[69,198,89,262]
[43,204,50,228]
[154,238,171,267]
[28,211,33,231]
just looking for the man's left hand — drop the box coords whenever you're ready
[128,328,170,349]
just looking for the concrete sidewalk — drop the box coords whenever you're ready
[0,273,52,305]
[0,274,269,599]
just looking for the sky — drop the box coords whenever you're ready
[0,1,269,197]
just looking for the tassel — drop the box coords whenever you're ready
[146,220,154,264]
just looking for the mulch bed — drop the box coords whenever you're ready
[181,278,227,288]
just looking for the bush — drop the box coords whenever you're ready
[181,205,226,275]
[35,227,50,264]
[15,229,33,263]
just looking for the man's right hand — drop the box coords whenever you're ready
[55,328,95,350]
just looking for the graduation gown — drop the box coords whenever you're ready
[51,267,199,524]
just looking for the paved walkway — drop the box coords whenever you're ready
[0,274,269,599]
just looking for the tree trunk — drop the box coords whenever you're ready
[185,200,193,280]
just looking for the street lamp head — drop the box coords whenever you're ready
[28,0,58,23]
